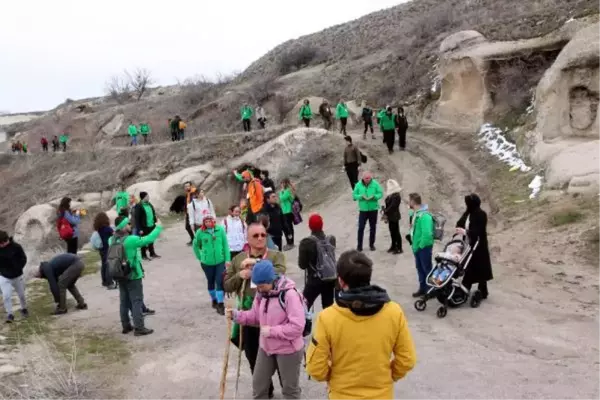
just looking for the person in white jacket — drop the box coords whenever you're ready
[223,205,247,259]
[187,189,216,231]
[256,106,267,129]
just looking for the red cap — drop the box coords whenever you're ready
[308,213,323,232]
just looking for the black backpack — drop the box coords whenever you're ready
[107,234,132,280]
[311,235,337,281]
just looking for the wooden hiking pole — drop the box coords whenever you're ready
[234,279,247,400]
[220,299,235,400]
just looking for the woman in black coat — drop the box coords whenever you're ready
[382,179,403,254]
[455,193,493,299]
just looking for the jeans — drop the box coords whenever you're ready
[66,237,78,254]
[357,210,378,250]
[0,276,26,315]
[130,135,138,146]
[303,279,335,310]
[178,130,185,140]
[414,246,433,292]
[58,260,85,310]
[201,263,225,303]
[119,278,145,329]
[99,248,113,286]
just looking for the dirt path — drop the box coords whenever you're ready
[60,128,598,399]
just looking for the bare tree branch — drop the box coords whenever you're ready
[125,68,154,101]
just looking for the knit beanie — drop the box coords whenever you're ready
[251,260,276,285]
[308,213,323,232]
[139,191,148,200]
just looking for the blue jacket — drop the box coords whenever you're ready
[60,211,81,238]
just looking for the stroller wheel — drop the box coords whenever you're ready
[436,306,447,318]
[414,299,427,312]
[470,291,482,308]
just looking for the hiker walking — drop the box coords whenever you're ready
[59,133,68,151]
[41,136,49,152]
[134,192,161,261]
[395,106,408,150]
[343,136,362,190]
[178,118,187,140]
[188,188,216,231]
[299,99,312,127]
[279,179,296,250]
[226,259,305,399]
[224,205,247,260]
[264,192,285,251]
[170,116,181,142]
[319,99,333,130]
[306,250,416,399]
[353,172,383,252]
[455,193,493,300]
[0,231,28,323]
[52,135,59,152]
[57,197,81,254]
[22,142,28,154]
[139,122,151,144]
[408,193,434,297]
[336,100,349,135]
[128,122,139,146]
[34,253,87,315]
[110,215,163,335]
[183,181,197,244]
[224,223,286,399]
[241,104,253,132]
[361,101,375,139]
[256,105,267,129]
[93,212,117,289]
[380,106,396,154]
[382,179,403,254]
[298,213,337,309]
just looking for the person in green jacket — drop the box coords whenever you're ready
[193,214,231,315]
[336,100,350,136]
[128,122,139,146]
[352,171,383,252]
[299,99,313,128]
[113,188,130,217]
[379,106,397,154]
[139,123,151,144]
[279,178,296,249]
[59,134,68,152]
[110,215,163,336]
[408,193,434,297]
[241,105,253,132]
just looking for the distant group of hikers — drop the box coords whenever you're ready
[10,134,69,154]
[127,121,153,146]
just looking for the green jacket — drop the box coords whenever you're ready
[128,124,138,136]
[193,225,231,266]
[352,179,383,212]
[336,103,349,119]
[299,104,312,119]
[139,123,151,135]
[411,208,434,252]
[379,112,396,130]
[109,226,163,280]
[114,191,129,215]
[241,106,253,120]
[279,188,294,215]
[59,135,68,143]
[141,203,155,227]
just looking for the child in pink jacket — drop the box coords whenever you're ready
[228,259,305,399]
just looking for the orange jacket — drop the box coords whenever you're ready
[247,179,264,213]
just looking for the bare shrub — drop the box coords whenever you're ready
[277,45,324,75]
[273,95,294,123]
[178,75,218,106]
[249,75,279,104]
[104,75,130,104]
[125,68,155,101]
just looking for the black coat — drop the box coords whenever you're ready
[0,238,27,279]
[265,203,284,237]
[383,193,401,223]
[456,194,493,284]
[395,115,408,133]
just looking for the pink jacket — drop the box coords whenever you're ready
[234,276,305,355]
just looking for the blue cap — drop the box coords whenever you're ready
[251,259,276,285]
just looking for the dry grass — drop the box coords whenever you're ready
[548,207,585,227]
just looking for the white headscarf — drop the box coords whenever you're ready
[386,179,402,196]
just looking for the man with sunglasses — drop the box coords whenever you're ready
[224,222,286,399]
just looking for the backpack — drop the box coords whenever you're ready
[276,288,313,337]
[56,215,74,240]
[107,234,132,280]
[431,212,446,241]
[90,231,103,250]
[311,235,337,281]
[223,217,245,233]
[179,121,187,130]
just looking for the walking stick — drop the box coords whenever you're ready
[220,304,234,400]
[234,279,247,400]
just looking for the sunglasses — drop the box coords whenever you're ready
[252,233,267,238]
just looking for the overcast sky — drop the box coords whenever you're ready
[0,0,406,113]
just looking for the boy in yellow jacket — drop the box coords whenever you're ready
[306,250,416,399]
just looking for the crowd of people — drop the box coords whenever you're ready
[127,121,153,146]
[10,134,68,154]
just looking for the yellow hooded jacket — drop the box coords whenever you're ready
[306,297,416,399]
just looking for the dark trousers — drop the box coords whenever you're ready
[62,142,67,152]
[398,128,407,149]
[57,260,85,310]
[464,281,489,298]
[271,235,283,251]
[171,131,178,141]
[140,225,157,258]
[184,216,195,241]
[339,118,347,135]
[357,210,378,250]
[119,278,145,330]
[322,116,332,130]
[414,246,433,293]
[258,118,266,129]
[52,143,59,151]
[142,135,148,144]
[388,220,402,251]
[303,279,335,310]
[383,129,395,152]
[363,120,373,134]
[243,119,251,132]
[282,213,295,245]
[66,237,78,254]
[99,248,113,286]
[42,143,48,152]
[345,162,359,190]
[302,118,310,127]
[243,326,281,396]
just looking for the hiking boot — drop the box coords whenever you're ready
[142,256,151,261]
[356,247,363,252]
[53,307,68,315]
[186,241,193,246]
[143,308,156,316]
[5,314,14,324]
[412,290,426,298]
[150,254,161,259]
[20,309,29,318]
[107,282,118,290]
[393,248,404,255]
[283,244,295,251]
[216,303,225,316]
[369,245,376,251]
[122,325,134,334]
[76,303,88,310]
[387,247,395,253]
[212,300,218,309]
[134,328,154,336]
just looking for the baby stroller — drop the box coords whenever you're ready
[414,234,480,318]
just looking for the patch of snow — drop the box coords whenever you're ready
[528,175,543,199]
[478,123,531,172]
[526,92,536,115]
